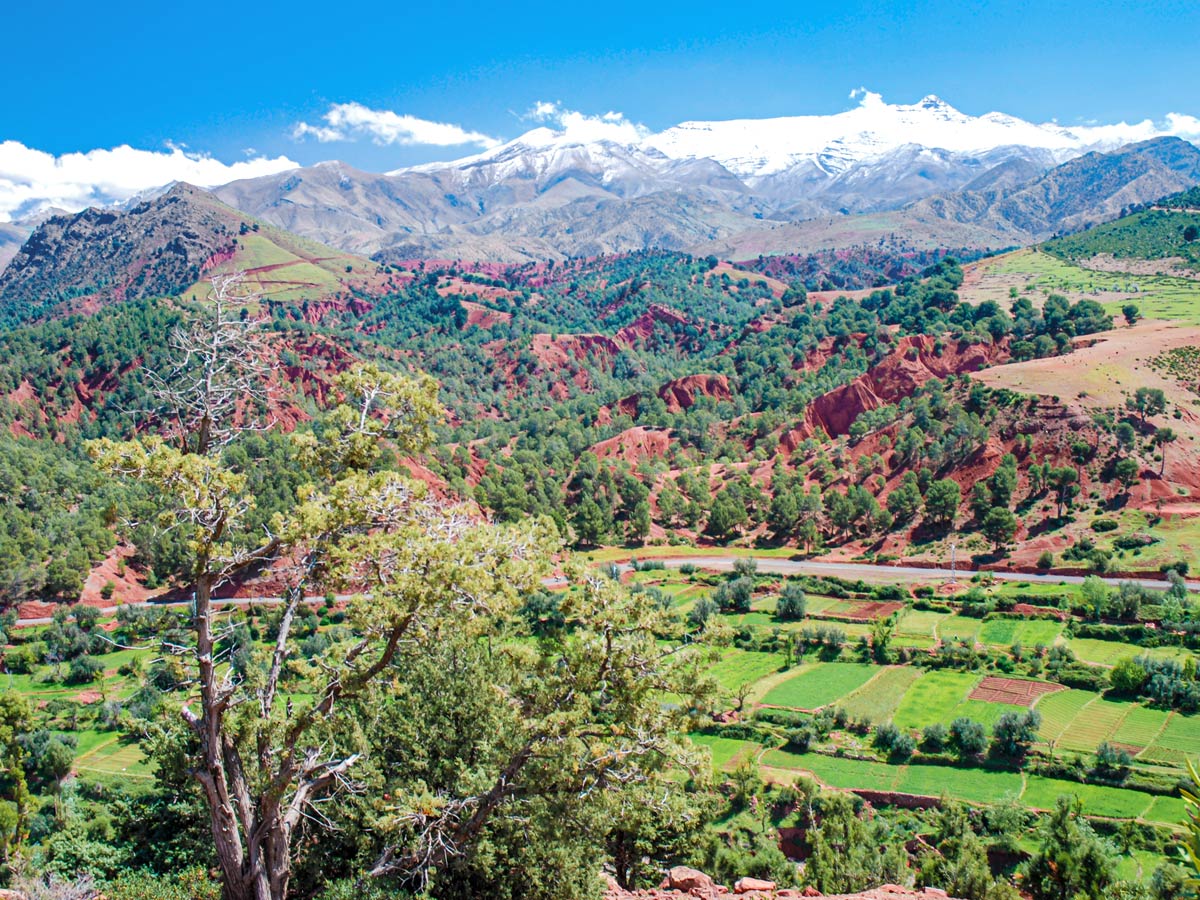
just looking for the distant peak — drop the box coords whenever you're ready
[918,94,950,109]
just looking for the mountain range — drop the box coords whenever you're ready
[208,94,1200,261]
[3,95,1200,270]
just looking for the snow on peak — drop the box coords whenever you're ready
[394,92,1200,182]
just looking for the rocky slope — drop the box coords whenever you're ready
[0,184,389,325]
[606,867,961,900]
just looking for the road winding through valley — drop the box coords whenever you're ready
[13,555,1196,626]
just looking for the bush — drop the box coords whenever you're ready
[1091,518,1118,533]
[921,723,948,752]
[732,557,759,578]
[786,725,816,752]
[66,654,104,685]
[949,717,988,757]
[105,869,222,900]
[776,583,807,621]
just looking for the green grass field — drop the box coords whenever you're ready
[1037,689,1098,743]
[763,748,1167,821]
[1067,638,1192,667]
[760,663,878,711]
[1139,713,1200,766]
[979,618,1064,648]
[763,749,901,791]
[983,249,1200,325]
[1112,705,1171,750]
[1058,697,1131,752]
[896,763,1023,804]
[839,666,924,724]
[706,649,785,692]
[689,733,761,772]
[1022,775,1153,819]
[938,615,982,644]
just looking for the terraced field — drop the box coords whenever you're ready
[705,649,785,692]
[72,733,151,779]
[839,666,924,723]
[1036,689,1098,743]
[1068,637,1192,667]
[978,618,1064,647]
[1061,697,1133,752]
[1139,713,1200,765]
[758,749,1178,823]
[1112,705,1171,750]
[1022,775,1155,819]
[690,733,760,772]
[892,670,1024,730]
[760,662,878,710]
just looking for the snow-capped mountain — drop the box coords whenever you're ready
[203,93,1200,261]
[642,93,1131,178]
[398,91,1191,184]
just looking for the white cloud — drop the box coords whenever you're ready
[522,100,649,144]
[292,102,501,149]
[0,141,298,222]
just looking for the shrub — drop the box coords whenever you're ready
[66,654,104,685]
[1036,551,1054,570]
[921,723,948,752]
[949,717,988,758]
[776,583,807,621]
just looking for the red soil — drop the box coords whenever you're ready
[592,426,672,463]
[968,676,1064,706]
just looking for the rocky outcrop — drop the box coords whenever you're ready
[616,304,691,346]
[796,336,1007,439]
[602,868,960,900]
[658,374,732,412]
[592,426,672,463]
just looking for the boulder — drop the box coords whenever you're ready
[735,878,777,894]
[664,867,716,893]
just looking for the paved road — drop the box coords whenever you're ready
[616,556,1197,593]
[13,556,1194,627]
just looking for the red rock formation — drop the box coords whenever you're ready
[795,337,1008,439]
[616,304,690,345]
[592,426,672,463]
[659,374,732,412]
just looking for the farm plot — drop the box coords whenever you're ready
[73,735,151,779]
[705,649,784,692]
[689,733,760,772]
[820,599,905,622]
[938,615,982,644]
[1057,698,1132,753]
[1022,775,1153,819]
[893,671,1022,730]
[1068,637,1191,667]
[1140,713,1200,766]
[1036,690,1097,743]
[1144,795,1187,826]
[760,663,878,711]
[763,750,901,791]
[893,609,946,649]
[969,676,1063,707]
[897,763,1023,804]
[978,618,1064,648]
[839,666,924,724]
[1112,705,1170,751]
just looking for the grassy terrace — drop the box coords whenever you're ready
[653,564,1200,830]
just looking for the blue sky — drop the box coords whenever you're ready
[1,0,1197,214]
